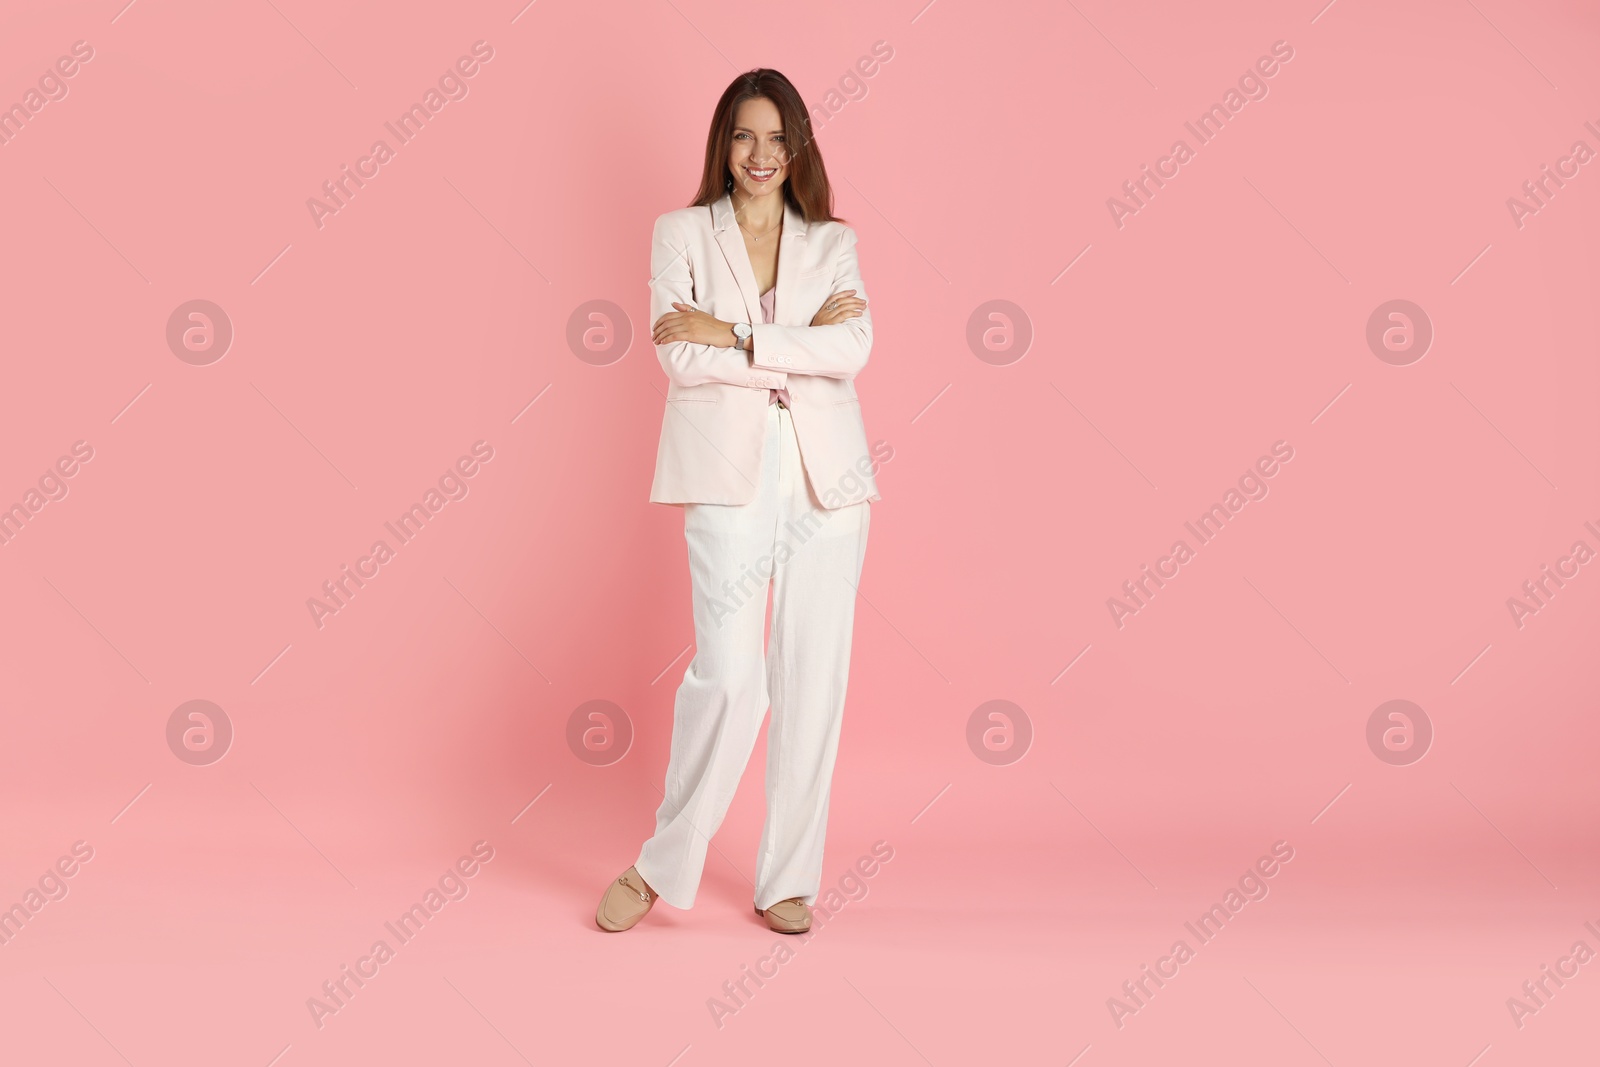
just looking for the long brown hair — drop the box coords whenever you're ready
[689,69,844,224]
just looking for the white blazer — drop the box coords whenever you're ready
[646,192,883,510]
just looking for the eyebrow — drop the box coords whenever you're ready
[732,126,785,134]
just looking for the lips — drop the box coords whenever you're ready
[745,166,776,181]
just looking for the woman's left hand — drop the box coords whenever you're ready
[653,303,733,347]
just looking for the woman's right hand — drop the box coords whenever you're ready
[811,290,866,327]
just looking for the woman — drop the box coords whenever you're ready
[596,69,881,934]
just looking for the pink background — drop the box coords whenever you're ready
[2,0,1598,1063]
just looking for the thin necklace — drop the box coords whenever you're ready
[731,193,781,241]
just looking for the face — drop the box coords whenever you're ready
[727,96,790,200]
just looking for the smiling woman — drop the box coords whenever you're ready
[596,68,880,937]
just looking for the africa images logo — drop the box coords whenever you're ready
[306,41,495,230]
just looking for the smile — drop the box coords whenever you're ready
[745,167,776,181]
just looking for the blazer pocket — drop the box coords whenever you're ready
[798,265,833,279]
[667,384,720,404]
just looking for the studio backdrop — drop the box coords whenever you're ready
[1,0,1597,1064]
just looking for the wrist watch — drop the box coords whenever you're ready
[730,321,752,348]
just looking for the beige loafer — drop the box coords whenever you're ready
[596,866,657,932]
[754,896,812,934]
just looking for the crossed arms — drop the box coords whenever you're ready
[649,213,871,390]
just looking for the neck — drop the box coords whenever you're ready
[730,189,784,232]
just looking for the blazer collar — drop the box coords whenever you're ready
[709,190,807,238]
[710,191,809,327]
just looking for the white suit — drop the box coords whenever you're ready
[636,194,875,909]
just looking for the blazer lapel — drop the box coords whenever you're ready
[771,197,808,326]
[711,192,809,326]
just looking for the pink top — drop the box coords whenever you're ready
[760,287,791,408]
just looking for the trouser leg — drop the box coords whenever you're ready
[752,404,871,911]
[634,404,783,910]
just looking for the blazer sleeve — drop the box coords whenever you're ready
[748,224,871,380]
[650,211,788,391]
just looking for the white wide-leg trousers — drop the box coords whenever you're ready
[635,401,871,912]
